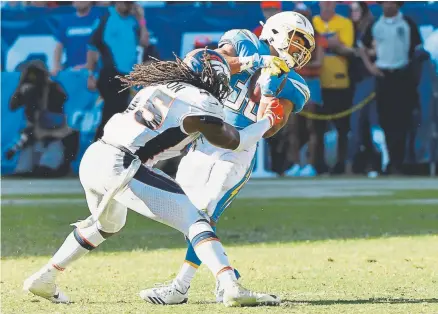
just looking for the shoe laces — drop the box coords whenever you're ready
[153,280,185,297]
[153,280,174,288]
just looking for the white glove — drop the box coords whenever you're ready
[239,54,290,76]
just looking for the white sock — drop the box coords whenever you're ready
[50,223,105,271]
[188,220,236,288]
[175,262,198,289]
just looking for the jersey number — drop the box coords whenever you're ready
[126,89,174,130]
[224,70,257,122]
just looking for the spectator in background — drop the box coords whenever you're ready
[52,2,101,76]
[86,1,149,141]
[360,2,422,174]
[252,1,282,37]
[313,2,355,174]
[348,1,381,175]
[283,2,326,177]
[5,60,78,177]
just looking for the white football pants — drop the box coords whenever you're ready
[79,141,208,234]
[176,139,256,222]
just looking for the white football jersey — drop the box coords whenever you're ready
[102,82,225,166]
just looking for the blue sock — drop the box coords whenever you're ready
[185,237,202,267]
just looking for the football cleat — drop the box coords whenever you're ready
[215,268,241,303]
[139,279,189,305]
[215,279,225,303]
[23,267,70,304]
[222,281,281,307]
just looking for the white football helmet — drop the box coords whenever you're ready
[260,11,315,69]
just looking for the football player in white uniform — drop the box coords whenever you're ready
[140,12,315,305]
[23,49,285,307]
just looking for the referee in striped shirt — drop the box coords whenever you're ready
[359,2,422,174]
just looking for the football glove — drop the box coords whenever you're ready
[240,54,290,76]
[254,54,290,76]
[262,98,284,128]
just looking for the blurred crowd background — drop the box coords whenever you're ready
[1,1,438,178]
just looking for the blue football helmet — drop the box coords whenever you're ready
[183,48,232,100]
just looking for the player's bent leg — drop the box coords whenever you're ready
[164,158,243,302]
[24,192,128,304]
[122,166,278,307]
[169,154,255,303]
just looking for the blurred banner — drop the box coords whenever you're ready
[1,2,438,175]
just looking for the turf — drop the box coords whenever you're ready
[1,189,438,314]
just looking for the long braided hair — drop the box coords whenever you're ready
[117,51,232,101]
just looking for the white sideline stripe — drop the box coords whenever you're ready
[2,199,85,206]
[5,196,438,207]
[0,191,393,206]
[2,178,438,203]
[350,198,438,206]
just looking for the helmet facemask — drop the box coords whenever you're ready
[277,29,315,69]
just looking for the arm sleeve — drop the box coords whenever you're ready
[234,118,271,152]
[276,72,310,113]
[218,29,259,57]
[179,94,225,134]
[259,72,288,97]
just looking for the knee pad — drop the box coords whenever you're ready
[97,200,127,233]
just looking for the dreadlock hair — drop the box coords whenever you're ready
[117,51,231,101]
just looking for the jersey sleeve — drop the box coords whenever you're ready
[258,72,288,97]
[276,72,310,113]
[218,29,259,57]
[179,91,225,134]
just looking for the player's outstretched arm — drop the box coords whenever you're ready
[216,44,289,76]
[183,99,284,151]
[259,97,294,138]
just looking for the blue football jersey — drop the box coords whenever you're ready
[218,29,310,129]
[218,29,270,129]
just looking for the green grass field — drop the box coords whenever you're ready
[2,181,438,314]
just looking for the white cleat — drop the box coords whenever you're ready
[23,267,70,304]
[222,281,280,307]
[139,280,189,305]
[215,279,225,303]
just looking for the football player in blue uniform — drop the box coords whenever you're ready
[140,11,315,305]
